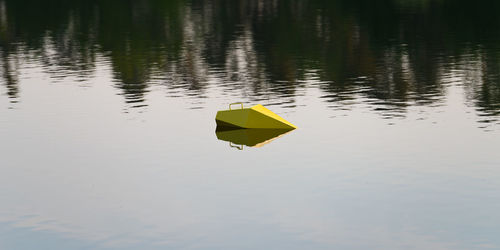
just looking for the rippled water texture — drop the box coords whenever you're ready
[1,0,500,249]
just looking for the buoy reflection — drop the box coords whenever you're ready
[215,127,294,150]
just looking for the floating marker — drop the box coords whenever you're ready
[215,103,297,129]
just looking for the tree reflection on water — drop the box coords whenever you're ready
[0,0,499,123]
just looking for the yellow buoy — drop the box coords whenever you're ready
[215,103,297,129]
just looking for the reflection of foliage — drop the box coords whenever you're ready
[0,0,500,118]
[0,0,185,102]
[475,54,500,118]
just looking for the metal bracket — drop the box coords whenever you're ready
[229,102,243,110]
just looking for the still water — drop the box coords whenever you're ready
[1,0,500,249]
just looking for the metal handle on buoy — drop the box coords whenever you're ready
[229,102,243,110]
[229,142,243,150]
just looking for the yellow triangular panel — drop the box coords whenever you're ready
[215,104,297,129]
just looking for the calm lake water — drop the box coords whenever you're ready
[1,0,500,249]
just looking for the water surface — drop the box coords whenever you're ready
[1,0,500,249]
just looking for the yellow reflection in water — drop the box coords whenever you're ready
[215,128,294,149]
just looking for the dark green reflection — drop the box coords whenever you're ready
[1,0,500,122]
[215,128,293,149]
